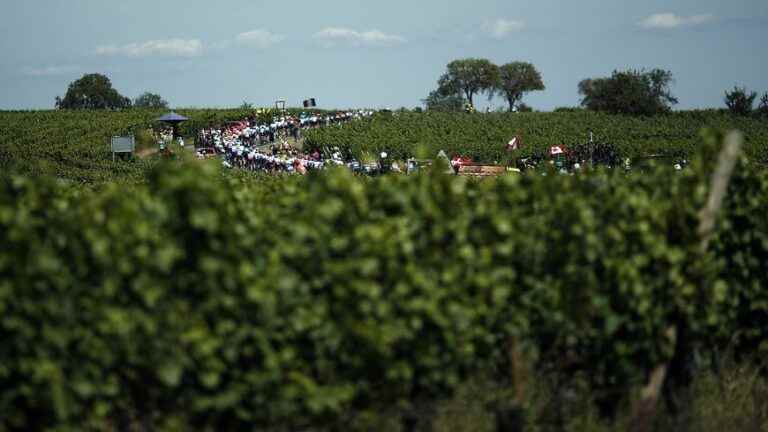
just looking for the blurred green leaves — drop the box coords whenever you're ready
[0,150,766,430]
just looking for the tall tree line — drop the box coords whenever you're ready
[425,60,686,116]
[55,73,169,110]
[425,58,545,112]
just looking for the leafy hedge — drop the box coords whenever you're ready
[304,111,768,164]
[1,151,767,430]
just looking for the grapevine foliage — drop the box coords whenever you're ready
[1,150,766,429]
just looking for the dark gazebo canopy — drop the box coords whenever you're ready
[156,112,189,123]
[156,112,188,140]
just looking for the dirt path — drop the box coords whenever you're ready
[137,144,196,160]
[136,148,158,159]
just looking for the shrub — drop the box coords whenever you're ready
[578,69,678,115]
[724,86,758,116]
[757,93,768,118]
[554,107,584,113]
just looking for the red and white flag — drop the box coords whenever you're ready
[507,136,522,151]
[507,137,520,150]
[550,145,565,155]
[451,156,473,167]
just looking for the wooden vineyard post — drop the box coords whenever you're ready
[629,131,743,432]
[697,132,743,252]
[493,337,528,432]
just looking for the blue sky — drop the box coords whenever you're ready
[0,0,766,110]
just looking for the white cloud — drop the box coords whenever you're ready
[639,13,716,29]
[96,39,203,57]
[22,65,78,77]
[482,19,525,39]
[313,27,406,47]
[235,29,285,49]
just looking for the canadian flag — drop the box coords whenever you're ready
[550,145,565,155]
[451,156,472,167]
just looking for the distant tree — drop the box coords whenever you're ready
[437,58,499,107]
[423,89,466,112]
[134,92,169,109]
[554,106,584,113]
[516,103,534,112]
[724,86,757,116]
[413,106,423,113]
[578,69,678,115]
[494,62,545,112]
[758,93,768,118]
[55,73,131,110]
[240,101,254,110]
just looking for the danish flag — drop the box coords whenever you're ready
[550,145,565,155]
[507,136,520,150]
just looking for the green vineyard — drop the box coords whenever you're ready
[305,110,768,164]
[3,0,767,428]
[3,109,768,185]
[0,108,314,184]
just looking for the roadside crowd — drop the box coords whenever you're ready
[195,110,374,174]
[191,113,687,176]
[154,128,174,144]
[198,110,373,149]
